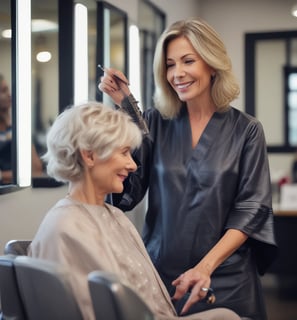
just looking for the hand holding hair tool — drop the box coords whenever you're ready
[98,64,129,86]
[98,64,149,136]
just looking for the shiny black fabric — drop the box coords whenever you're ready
[111,104,278,320]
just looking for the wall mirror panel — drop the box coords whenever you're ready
[0,0,36,192]
[96,1,128,104]
[0,0,130,193]
[245,31,297,153]
[138,0,165,109]
[31,0,59,185]
[0,0,13,189]
[33,0,98,187]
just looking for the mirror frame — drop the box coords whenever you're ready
[245,30,297,153]
[0,0,30,194]
[96,1,128,102]
[32,0,73,188]
[1,0,73,193]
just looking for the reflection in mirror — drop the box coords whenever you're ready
[0,0,12,186]
[73,0,97,104]
[31,0,59,182]
[87,1,97,102]
[32,0,97,188]
[138,1,165,109]
[245,31,297,153]
[96,2,127,105]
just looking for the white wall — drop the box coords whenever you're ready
[1,0,296,252]
[0,185,68,251]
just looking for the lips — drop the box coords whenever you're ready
[118,174,127,182]
[174,81,194,90]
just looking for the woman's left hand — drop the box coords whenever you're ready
[171,266,211,315]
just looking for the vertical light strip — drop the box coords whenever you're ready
[103,8,110,67]
[129,25,142,110]
[74,3,88,104]
[102,8,110,105]
[16,0,31,186]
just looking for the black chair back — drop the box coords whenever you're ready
[88,270,154,320]
[0,255,27,320]
[14,256,83,320]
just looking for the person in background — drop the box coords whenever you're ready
[28,101,240,320]
[98,18,278,320]
[0,73,43,184]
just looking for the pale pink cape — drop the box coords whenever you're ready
[28,198,239,320]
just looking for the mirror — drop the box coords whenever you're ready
[30,0,59,186]
[0,0,13,188]
[1,0,34,191]
[138,0,165,109]
[96,1,128,104]
[0,0,128,192]
[245,31,297,153]
[32,0,98,187]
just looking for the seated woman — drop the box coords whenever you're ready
[28,101,240,320]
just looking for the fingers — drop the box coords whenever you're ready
[171,274,189,300]
[180,286,216,315]
[98,67,131,104]
[180,284,207,315]
[103,67,129,84]
[99,74,120,92]
[99,66,129,89]
[171,270,214,315]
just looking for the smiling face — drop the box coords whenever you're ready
[166,36,214,107]
[89,145,137,196]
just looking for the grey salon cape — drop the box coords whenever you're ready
[111,102,278,320]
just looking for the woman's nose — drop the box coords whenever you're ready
[174,64,185,77]
[127,154,137,172]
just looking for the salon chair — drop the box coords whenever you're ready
[4,240,31,256]
[0,255,27,320]
[14,256,83,320]
[88,270,155,320]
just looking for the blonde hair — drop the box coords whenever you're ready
[42,101,142,182]
[153,18,240,119]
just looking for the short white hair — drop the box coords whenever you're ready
[42,101,142,182]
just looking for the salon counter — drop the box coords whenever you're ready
[273,209,297,216]
[267,211,297,298]
[268,210,297,276]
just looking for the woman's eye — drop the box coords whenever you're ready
[185,59,194,64]
[121,149,130,156]
[166,63,174,69]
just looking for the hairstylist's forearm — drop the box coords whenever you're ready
[195,229,248,275]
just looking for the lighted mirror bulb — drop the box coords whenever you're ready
[292,4,297,17]
[2,29,12,38]
[36,51,52,62]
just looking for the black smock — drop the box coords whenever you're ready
[111,103,278,320]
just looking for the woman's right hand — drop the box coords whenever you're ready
[98,67,130,106]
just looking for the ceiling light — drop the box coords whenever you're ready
[1,29,11,38]
[36,51,52,63]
